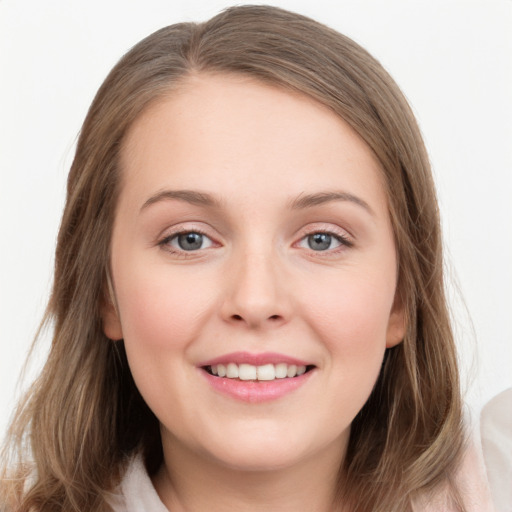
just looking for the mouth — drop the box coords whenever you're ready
[199,353,316,402]
[203,363,316,381]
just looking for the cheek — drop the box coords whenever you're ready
[116,265,215,349]
[113,266,217,417]
[310,274,392,327]
[299,269,395,367]
[300,274,393,423]
[113,263,221,411]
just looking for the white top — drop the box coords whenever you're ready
[109,456,168,512]
[481,388,512,512]
[110,439,495,512]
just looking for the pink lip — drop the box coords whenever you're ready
[198,351,312,367]
[197,352,316,403]
[200,369,314,403]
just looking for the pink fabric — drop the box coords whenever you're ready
[481,389,512,512]
[412,435,495,512]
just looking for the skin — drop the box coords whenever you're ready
[103,73,405,511]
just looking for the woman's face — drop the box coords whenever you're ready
[104,74,405,472]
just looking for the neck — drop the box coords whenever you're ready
[152,432,349,512]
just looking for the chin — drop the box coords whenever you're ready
[200,422,346,473]
[211,444,308,473]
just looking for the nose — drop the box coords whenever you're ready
[220,248,291,329]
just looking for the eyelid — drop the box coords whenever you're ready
[168,231,214,251]
[155,222,353,256]
[293,223,354,251]
[157,223,221,255]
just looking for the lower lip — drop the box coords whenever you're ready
[201,369,314,403]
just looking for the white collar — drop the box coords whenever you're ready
[112,454,169,512]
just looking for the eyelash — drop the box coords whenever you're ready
[157,227,353,257]
[296,230,353,253]
[158,227,215,257]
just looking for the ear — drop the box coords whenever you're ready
[101,273,123,341]
[101,299,123,341]
[386,291,406,348]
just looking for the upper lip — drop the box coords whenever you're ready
[198,351,313,367]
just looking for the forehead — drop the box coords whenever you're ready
[119,73,388,214]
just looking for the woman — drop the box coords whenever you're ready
[0,5,493,511]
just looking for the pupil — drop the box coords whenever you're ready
[178,232,203,250]
[308,233,331,251]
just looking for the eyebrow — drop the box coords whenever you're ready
[290,191,375,216]
[140,189,221,211]
[140,188,374,216]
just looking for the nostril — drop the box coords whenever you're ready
[227,313,284,325]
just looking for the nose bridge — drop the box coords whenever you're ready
[222,240,288,328]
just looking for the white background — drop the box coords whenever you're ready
[1,0,511,439]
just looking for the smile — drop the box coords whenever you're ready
[206,363,309,380]
[199,352,316,402]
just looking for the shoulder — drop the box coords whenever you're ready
[108,455,168,512]
[412,433,495,512]
[454,432,496,511]
[481,388,512,434]
[480,388,512,512]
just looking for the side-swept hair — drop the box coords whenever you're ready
[1,6,464,511]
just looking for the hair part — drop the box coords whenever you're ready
[1,6,465,512]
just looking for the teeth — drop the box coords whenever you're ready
[209,363,309,380]
[257,364,275,381]
[239,364,257,381]
[226,363,239,378]
[275,363,288,379]
[286,364,297,378]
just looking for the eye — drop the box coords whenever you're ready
[297,232,351,252]
[163,231,214,251]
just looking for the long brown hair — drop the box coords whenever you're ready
[1,5,465,511]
